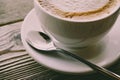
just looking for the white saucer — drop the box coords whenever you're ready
[21,9,120,74]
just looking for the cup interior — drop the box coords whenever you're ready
[35,0,120,22]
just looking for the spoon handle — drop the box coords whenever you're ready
[59,49,120,80]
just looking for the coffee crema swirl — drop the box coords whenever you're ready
[38,0,119,20]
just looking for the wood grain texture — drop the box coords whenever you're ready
[0,0,33,26]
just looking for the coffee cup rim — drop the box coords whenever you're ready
[34,0,120,22]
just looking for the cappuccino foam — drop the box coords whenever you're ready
[38,0,119,21]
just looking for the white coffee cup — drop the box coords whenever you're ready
[34,0,120,51]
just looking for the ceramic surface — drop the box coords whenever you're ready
[21,9,120,74]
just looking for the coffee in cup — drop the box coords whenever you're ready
[38,0,119,21]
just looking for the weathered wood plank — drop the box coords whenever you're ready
[0,0,33,26]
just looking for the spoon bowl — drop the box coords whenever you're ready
[26,31,56,51]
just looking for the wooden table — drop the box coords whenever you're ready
[0,0,120,80]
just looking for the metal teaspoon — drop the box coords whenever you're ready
[26,31,120,80]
